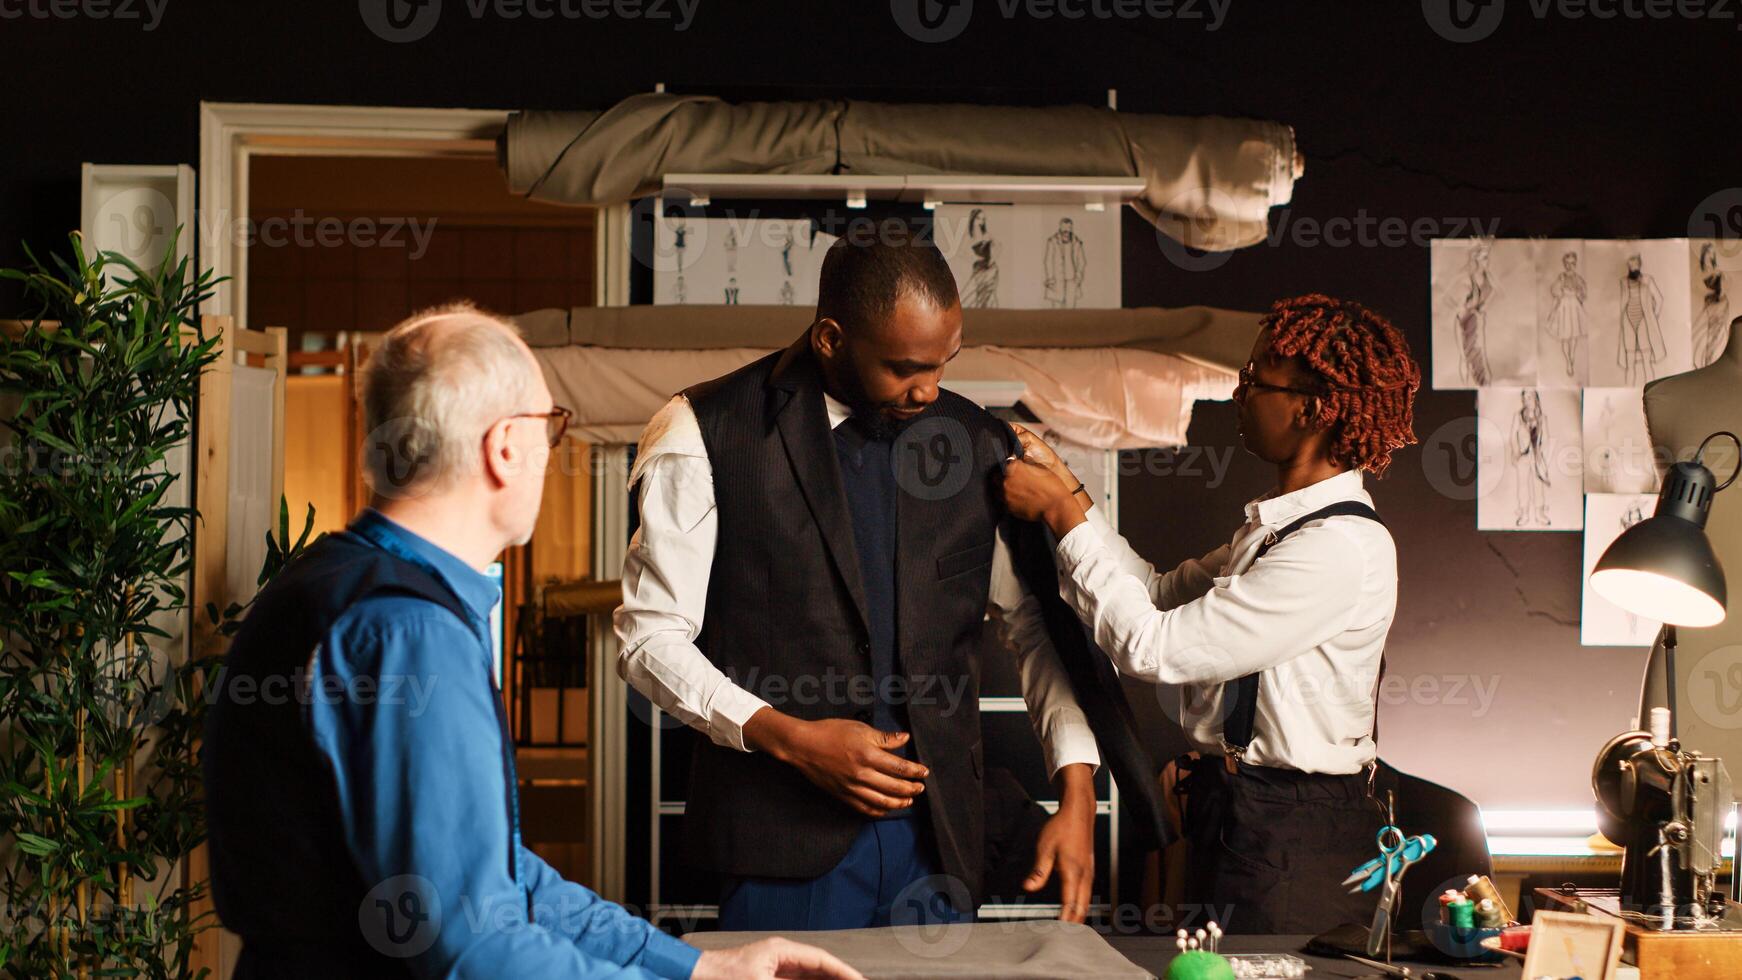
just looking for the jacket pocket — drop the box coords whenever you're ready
[936,542,994,580]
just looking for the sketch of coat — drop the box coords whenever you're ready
[1617,273,1666,369]
[1043,229,1087,308]
[1511,405,1551,487]
[1545,269,1587,340]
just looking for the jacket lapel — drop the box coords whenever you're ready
[769,335,871,631]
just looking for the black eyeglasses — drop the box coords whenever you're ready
[1236,364,1319,399]
[504,406,573,448]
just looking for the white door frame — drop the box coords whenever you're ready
[198,101,509,324]
[198,102,634,901]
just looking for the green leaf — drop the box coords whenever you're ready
[15,833,60,856]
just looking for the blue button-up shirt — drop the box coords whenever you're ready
[308,509,699,979]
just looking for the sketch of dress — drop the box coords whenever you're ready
[672,220,688,266]
[1043,218,1086,308]
[724,277,739,305]
[779,226,795,278]
[673,273,687,304]
[724,229,739,274]
[1510,389,1551,527]
[1695,242,1730,367]
[1543,251,1587,379]
[962,208,999,309]
[1455,243,1494,386]
[1617,255,1666,385]
[778,280,794,305]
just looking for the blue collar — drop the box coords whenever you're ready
[348,509,501,627]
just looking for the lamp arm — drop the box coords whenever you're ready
[1694,431,1742,492]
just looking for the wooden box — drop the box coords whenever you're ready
[1536,888,1742,979]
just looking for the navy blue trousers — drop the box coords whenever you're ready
[718,816,974,931]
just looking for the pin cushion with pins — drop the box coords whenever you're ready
[1165,921,1236,980]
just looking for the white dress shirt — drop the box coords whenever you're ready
[1054,468,1396,774]
[614,394,1101,777]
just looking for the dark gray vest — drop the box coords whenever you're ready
[204,530,513,978]
[680,335,1017,900]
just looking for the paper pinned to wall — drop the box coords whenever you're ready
[1433,237,1728,391]
[935,204,1121,310]
[1691,238,1741,367]
[1431,238,1539,389]
[1477,386,1584,531]
[1012,206,1121,309]
[933,204,1017,310]
[1582,387,1660,495]
[653,216,836,306]
[1581,492,1663,646]
[1584,239,1694,388]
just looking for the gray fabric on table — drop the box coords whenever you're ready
[686,921,1153,979]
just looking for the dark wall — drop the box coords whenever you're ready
[7,0,1740,805]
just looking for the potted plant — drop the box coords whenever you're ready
[0,232,311,978]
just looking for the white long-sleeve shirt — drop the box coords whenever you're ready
[1054,468,1397,774]
[614,394,1101,778]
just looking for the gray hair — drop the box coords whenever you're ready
[359,302,537,497]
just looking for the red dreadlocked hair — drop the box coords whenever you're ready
[1258,293,1422,477]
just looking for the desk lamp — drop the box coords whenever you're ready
[1588,432,1738,928]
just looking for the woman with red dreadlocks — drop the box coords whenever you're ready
[1001,293,1421,934]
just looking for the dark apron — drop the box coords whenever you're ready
[1176,500,1387,936]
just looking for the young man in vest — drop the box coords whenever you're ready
[204,304,861,979]
[616,235,1101,931]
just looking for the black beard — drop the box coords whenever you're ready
[1629,269,1642,281]
[848,405,916,441]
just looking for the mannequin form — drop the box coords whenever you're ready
[1639,316,1742,762]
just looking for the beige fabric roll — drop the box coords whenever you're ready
[534,343,1235,450]
[547,304,1263,375]
[499,93,1295,251]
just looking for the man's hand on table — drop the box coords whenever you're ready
[692,937,866,980]
[742,709,929,819]
[1025,762,1097,923]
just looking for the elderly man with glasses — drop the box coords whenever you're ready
[204,302,860,980]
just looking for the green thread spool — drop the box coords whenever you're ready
[1448,898,1476,930]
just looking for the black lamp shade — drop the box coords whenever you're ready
[1590,460,1728,628]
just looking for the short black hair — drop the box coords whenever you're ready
[815,232,959,334]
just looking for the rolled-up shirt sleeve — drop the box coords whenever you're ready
[614,397,770,751]
[310,599,697,978]
[1053,518,1365,686]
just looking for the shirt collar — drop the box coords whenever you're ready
[823,391,852,430]
[350,508,502,624]
[1245,469,1371,528]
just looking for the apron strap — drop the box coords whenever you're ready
[1221,500,1385,758]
